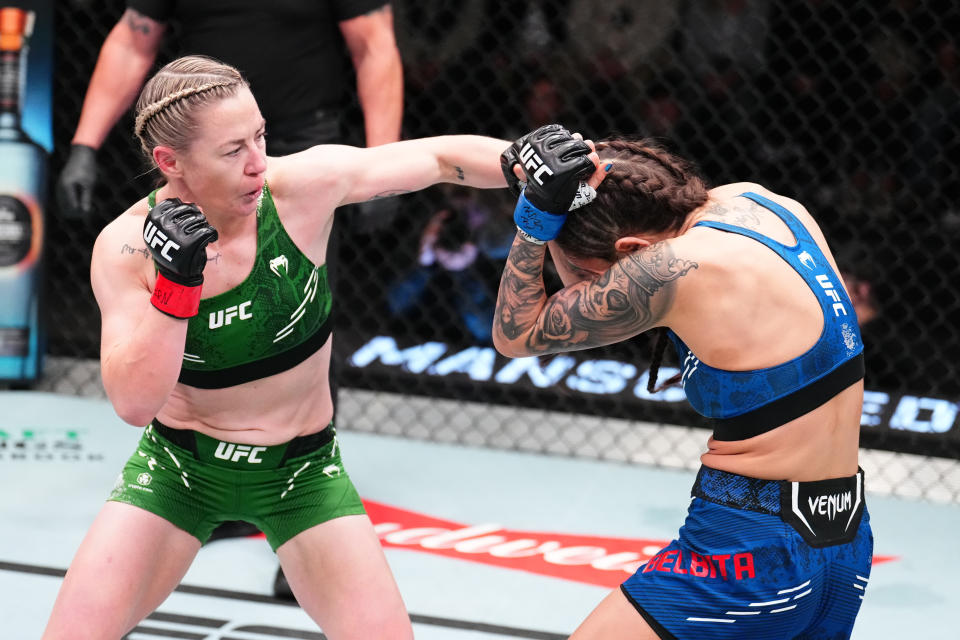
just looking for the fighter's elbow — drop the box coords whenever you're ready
[492,333,528,359]
[111,400,155,428]
[104,378,163,427]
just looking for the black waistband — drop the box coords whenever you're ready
[692,465,866,547]
[177,316,331,389]
[692,466,784,514]
[151,419,335,465]
[711,353,864,441]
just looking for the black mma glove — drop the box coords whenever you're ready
[56,144,98,219]
[500,125,568,197]
[142,198,218,319]
[513,125,597,243]
[500,131,536,197]
[500,137,525,196]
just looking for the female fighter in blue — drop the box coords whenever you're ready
[496,125,871,639]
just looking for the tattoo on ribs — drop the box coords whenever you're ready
[535,242,697,350]
[124,10,153,35]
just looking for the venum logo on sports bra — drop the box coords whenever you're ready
[209,301,253,329]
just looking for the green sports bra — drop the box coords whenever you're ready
[148,184,332,389]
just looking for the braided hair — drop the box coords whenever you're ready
[556,138,710,393]
[133,55,248,161]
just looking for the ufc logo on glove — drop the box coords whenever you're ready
[143,220,181,263]
[519,142,555,185]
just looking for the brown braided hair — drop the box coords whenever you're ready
[133,55,248,162]
[555,138,710,393]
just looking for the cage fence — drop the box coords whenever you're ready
[24,0,960,503]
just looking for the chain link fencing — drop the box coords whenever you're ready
[23,0,960,503]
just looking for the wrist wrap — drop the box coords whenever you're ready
[513,191,566,242]
[515,227,546,245]
[151,272,202,319]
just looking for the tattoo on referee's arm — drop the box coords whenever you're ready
[124,9,154,35]
[454,166,465,181]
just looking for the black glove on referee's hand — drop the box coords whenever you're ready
[56,144,98,220]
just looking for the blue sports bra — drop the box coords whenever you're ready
[667,192,864,440]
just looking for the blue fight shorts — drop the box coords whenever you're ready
[622,466,872,639]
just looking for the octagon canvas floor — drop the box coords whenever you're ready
[1,391,958,639]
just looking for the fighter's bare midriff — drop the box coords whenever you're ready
[156,339,335,445]
[700,382,864,482]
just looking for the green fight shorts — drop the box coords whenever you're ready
[108,420,366,551]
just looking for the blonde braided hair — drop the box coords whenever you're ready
[134,81,233,140]
[133,55,248,161]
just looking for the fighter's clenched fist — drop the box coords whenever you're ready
[143,198,218,318]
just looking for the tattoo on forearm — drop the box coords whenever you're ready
[121,244,150,259]
[495,239,547,340]
[124,9,154,35]
[454,166,465,181]
[497,241,698,353]
[537,243,696,350]
[369,190,411,200]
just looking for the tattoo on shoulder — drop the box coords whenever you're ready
[533,242,697,350]
[124,9,154,35]
[706,201,762,229]
[120,244,150,260]
[454,166,465,181]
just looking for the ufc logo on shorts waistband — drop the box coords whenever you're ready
[214,442,268,463]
